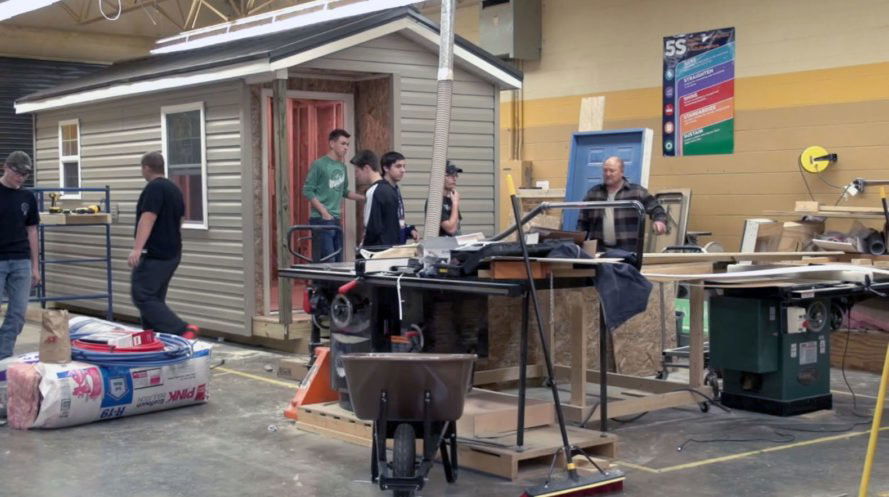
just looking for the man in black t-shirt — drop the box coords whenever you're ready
[128,151,197,339]
[0,151,39,359]
[351,150,400,249]
[424,161,463,237]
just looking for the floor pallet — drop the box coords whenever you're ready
[295,401,618,481]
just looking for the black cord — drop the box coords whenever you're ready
[579,401,600,428]
[677,431,795,452]
[841,326,872,418]
[611,412,649,423]
[798,160,818,202]
[816,173,843,190]
[834,184,852,206]
[672,388,732,413]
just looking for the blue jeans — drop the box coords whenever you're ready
[309,217,343,263]
[0,259,32,359]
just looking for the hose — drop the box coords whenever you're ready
[70,330,194,368]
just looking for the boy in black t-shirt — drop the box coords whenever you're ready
[128,151,198,339]
[351,150,401,249]
[0,151,39,359]
[424,161,463,237]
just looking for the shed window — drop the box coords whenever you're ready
[58,120,81,197]
[162,103,207,228]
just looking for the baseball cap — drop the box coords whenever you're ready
[445,161,463,176]
[4,151,32,175]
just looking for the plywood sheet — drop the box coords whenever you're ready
[831,329,889,374]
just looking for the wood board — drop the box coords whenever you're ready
[41,213,112,225]
[643,263,889,283]
[795,201,885,214]
[765,210,885,220]
[831,329,889,374]
[641,251,843,265]
[457,389,554,437]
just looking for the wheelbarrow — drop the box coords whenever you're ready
[342,353,476,497]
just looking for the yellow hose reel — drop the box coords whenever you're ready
[799,145,837,173]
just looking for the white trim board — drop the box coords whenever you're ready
[259,89,356,316]
[643,264,889,283]
[161,101,209,230]
[16,60,270,114]
[16,18,520,115]
[57,118,81,199]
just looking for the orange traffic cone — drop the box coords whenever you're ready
[283,347,339,420]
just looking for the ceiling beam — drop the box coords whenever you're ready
[0,23,155,63]
[200,0,230,22]
[154,4,184,30]
[80,0,176,25]
[248,0,279,15]
[58,1,81,22]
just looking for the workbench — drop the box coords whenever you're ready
[279,253,718,444]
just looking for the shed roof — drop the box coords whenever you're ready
[16,6,522,114]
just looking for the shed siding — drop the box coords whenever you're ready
[34,81,249,335]
[304,33,499,235]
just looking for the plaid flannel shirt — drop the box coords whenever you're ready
[576,178,667,252]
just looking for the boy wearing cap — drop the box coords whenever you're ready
[425,161,463,237]
[0,151,40,359]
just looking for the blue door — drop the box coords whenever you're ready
[562,129,652,231]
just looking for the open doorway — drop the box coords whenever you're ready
[261,90,355,315]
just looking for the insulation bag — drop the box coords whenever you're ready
[0,353,39,419]
[7,341,211,429]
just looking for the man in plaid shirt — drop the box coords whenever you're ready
[576,156,667,252]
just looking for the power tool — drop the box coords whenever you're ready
[48,193,62,214]
[74,204,101,214]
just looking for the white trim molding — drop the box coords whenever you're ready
[57,118,81,199]
[16,60,270,114]
[15,18,520,114]
[161,102,209,230]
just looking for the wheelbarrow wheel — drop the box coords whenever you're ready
[393,423,416,497]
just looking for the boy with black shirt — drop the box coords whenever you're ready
[0,151,39,359]
[380,151,418,244]
[128,151,197,339]
[351,150,400,249]
[424,161,463,237]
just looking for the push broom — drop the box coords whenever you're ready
[505,175,625,497]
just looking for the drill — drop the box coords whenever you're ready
[48,193,62,214]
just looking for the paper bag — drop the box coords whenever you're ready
[39,310,71,364]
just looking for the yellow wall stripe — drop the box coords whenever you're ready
[506,61,889,128]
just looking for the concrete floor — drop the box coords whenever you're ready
[2,321,889,497]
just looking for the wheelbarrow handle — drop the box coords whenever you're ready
[286,224,344,263]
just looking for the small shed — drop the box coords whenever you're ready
[15,6,521,339]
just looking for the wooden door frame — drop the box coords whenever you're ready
[260,88,356,316]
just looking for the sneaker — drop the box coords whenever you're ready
[182,324,200,340]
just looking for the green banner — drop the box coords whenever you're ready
[682,119,734,155]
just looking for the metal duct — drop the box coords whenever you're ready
[422,0,456,239]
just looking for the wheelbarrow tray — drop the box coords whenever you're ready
[342,353,476,422]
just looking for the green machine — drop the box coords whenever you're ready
[710,290,838,416]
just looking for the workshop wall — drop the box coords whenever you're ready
[432,0,889,248]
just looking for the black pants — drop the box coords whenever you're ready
[131,254,188,334]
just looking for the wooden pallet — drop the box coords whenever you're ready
[296,401,373,448]
[458,425,618,480]
[295,400,618,481]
